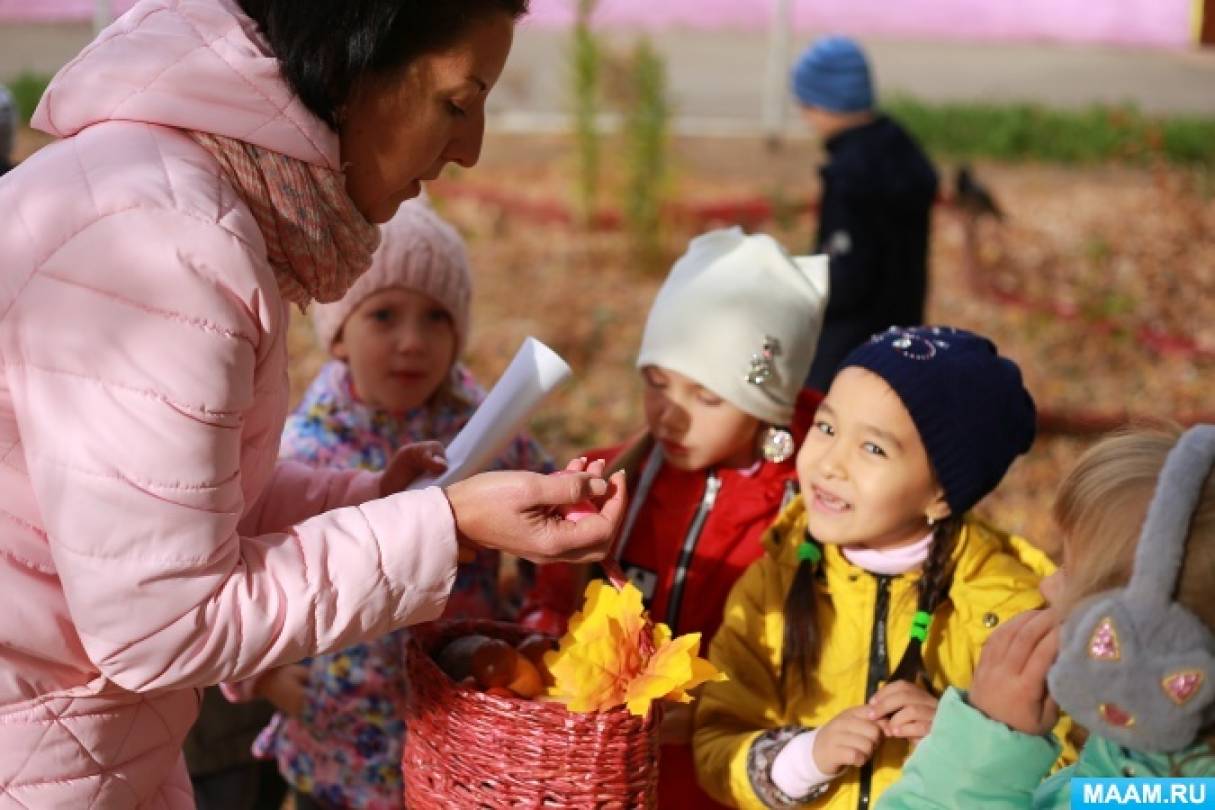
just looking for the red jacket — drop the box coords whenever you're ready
[522,388,823,808]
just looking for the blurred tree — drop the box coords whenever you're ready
[622,37,670,274]
[570,0,602,226]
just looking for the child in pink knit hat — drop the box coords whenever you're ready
[248,198,553,810]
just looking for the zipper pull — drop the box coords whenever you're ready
[703,472,722,508]
[780,479,800,510]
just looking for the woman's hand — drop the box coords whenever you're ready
[868,680,938,742]
[968,608,1061,735]
[812,705,883,775]
[253,664,311,717]
[444,463,626,564]
[380,441,448,497]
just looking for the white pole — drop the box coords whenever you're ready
[94,0,113,35]
[761,0,793,145]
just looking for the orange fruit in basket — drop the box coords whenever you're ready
[516,634,557,687]
[504,655,544,699]
[471,639,519,689]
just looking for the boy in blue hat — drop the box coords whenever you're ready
[792,36,939,391]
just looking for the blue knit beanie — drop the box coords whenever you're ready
[839,326,1036,516]
[791,36,874,113]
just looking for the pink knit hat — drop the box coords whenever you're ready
[311,197,472,354]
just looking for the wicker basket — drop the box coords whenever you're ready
[402,619,661,808]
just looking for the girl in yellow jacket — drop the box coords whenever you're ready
[694,326,1067,809]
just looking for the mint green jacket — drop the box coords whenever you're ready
[879,689,1214,810]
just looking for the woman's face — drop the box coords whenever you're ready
[340,13,515,224]
[641,365,761,472]
[797,366,950,549]
[332,287,457,413]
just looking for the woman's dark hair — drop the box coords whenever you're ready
[780,515,963,694]
[237,0,530,129]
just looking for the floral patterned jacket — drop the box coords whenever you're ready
[254,360,553,808]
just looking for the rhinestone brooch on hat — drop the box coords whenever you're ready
[881,326,954,361]
[746,336,781,386]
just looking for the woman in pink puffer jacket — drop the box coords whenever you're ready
[0,1,624,807]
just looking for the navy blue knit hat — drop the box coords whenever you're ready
[791,36,874,113]
[839,326,1037,516]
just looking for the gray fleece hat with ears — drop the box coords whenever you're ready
[1048,425,1215,753]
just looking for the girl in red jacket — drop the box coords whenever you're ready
[522,226,830,807]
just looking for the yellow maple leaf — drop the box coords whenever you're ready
[563,579,647,646]
[544,580,726,717]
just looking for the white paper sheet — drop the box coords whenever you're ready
[408,336,572,489]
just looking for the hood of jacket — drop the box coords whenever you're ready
[32,0,338,169]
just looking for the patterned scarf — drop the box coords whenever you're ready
[190,132,381,308]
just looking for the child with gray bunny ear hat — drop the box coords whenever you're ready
[881,424,1215,810]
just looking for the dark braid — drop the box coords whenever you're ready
[780,532,823,694]
[887,515,964,690]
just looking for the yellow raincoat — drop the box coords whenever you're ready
[693,497,1072,809]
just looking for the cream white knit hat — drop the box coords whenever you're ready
[637,227,829,425]
[311,197,471,354]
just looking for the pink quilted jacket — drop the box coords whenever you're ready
[0,1,460,806]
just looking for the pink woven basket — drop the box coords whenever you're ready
[402,619,661,808]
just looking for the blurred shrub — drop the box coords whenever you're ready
[622,37,670,274]
[1160,117,1215,166]
[7,71,52,124]
[570,0,602,226]
[885,97,1215,167]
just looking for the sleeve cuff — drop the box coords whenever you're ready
[747,726,831,808]
[771,728,836,799]
[900,688,1061,797]
[359,487,458,626]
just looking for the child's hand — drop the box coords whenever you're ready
[812,706,883,775]
[867,680,939,742]
[380,441,447,497]
[968,608,1061,736]
[253,664,311,717]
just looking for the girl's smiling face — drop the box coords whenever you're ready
[797,366,950,549]
[642,365,761,471]
[332,287,456,413]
